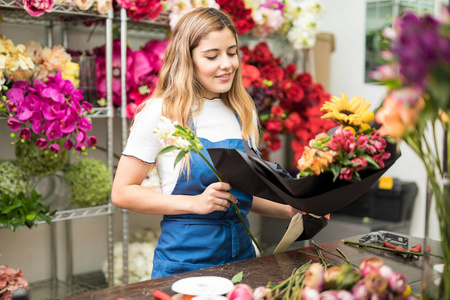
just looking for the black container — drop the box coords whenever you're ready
[335,179,418,222]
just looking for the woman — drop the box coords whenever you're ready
[112,7,302,279]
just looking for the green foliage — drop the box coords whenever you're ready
[63,158,112,207]
[0,190,54,232]
[0,160,31,197]
[231,271,243,284]
[15,133,68,176]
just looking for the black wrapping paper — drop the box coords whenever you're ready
[207,142,400,216]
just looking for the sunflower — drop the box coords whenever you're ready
[321,93,374,130]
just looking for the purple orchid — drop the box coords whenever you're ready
[4,70,97,154]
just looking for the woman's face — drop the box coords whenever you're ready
[192,28,239,99]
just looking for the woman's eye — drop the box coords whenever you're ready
[206,56,217,60]
[228,52,237,56]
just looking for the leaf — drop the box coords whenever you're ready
[157,145,179,157]
[174,150,187,167]
[231,271,243,284]
[364,155,380,168]
[26,212,36,221]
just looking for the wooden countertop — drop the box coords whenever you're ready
[57,235,430,300]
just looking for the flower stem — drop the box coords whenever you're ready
[197,150,263,253]
[342,240,444,259]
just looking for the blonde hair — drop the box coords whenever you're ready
[146,7,259,148]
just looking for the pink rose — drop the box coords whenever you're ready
[23,0,54,17]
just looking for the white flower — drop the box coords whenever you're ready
[153,116,178,141]
[174,136,191,151]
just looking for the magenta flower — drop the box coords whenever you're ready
[19,128,31,140]
[35,138,48,150]
[388,272,407,294]
[63,139,74,150]
[351,157,368,171]
[49,143,60,155]
[338,167,353,180]
[3,70,96,154]
[23,0,54,17]
[87,136,97,147]
[7,118,21,131]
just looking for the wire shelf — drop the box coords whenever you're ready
[50,204,112,223]
[29,271,108,300]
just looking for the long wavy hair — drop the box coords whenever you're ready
[144,7,260,148]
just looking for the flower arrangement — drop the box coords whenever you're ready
[0,265,29,300]
[246,0,285,38]
[373,7,450,299]
[63,158,112,207]
[240,41,336,164]
[226,256,414,300]
[93,38,168,117]
[22,0,112,17]
[1,70,97,158]
[0,161,31,197]
[116,0,163,21]
[102,229,159,286]
[153,116,263,253]
[296,93,391,182]
[164,0,221,31]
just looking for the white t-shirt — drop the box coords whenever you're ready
[123,97,244,195]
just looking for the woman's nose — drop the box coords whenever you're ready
[220,55,232,69]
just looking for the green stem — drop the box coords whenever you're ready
[342,240,444,259]
[197,150,263,254]
[297,249,343,266]
[310,240,359,268]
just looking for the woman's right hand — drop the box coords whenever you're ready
[193,182,238,214]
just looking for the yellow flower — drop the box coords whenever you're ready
[321,92,372,129]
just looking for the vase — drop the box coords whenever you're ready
[33,172,71,211]
[74,55,97,105]
[421,176,449,300]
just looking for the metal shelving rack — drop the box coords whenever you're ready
[0,2,114,299]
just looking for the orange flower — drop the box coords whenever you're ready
[375,94,424,139]
[41,45,71,71]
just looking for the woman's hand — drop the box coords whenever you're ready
[193,182,238,214]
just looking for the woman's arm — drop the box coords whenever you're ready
[111,155,237,215]
[251,196,303,219]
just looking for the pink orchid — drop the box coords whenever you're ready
[19,128,31,140]
[45,121,63,141]
[60,114,76,133]
[7,118,21,131]
[63,139,74,150]
[87,136,97,147]
[49,143,60,155]
[23,0,54,17]
[36,138,48,150]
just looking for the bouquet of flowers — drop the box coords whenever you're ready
[207,93,400,216]
[0,70,97,157]
[0,265,29,300]
[93,38,168,117]
[241,41,336,164]
[297,93,391,182]
[373,7,450,299]
[116,0,163,21]
[22,0,112,17]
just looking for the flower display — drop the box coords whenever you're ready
[0,35,35,90]
[245,0,285,37]
[240,41,335,164]
[94,38,167,116]
[373,7,450,299]
[0,70,96,159]
[23,0,54,17]
[154,116,263,253]
[22,0,111,16]
[297,93,390,182]
[164,0,221,31]
[0,265,29,300]
[102,229,159,286]
[0,160,31,197]
[117,0,163,21]
[63,158,112,207]
[225,256,415,300]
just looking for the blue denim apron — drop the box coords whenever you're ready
[151,137,256,279]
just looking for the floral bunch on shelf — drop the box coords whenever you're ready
[0,265,29,300]
[244,0,285,38]
[215,0,255,34]
[240,41,335,164]
[94,38,168,117]
[22,0,112,17]
[373,7,450,298]
[297,93,390,182]
[116,0,163,21]
[164,0,220,31]
[282,0,324,49]
[0,71,97,157]
[1,36,80,90]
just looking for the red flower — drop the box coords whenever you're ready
[250,42,273,65]
[270,105,284,117]
[285,63,297,78]
[241,63,261,88]
[266,118,283,133]
[260,64,284,82]
[284,112,302,133]
[297,72,313,89]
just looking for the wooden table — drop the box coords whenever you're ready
[57,234,429,300]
